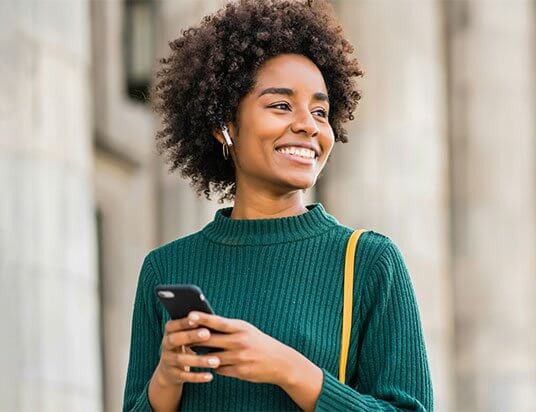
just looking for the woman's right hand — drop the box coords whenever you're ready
[155,316,220,386]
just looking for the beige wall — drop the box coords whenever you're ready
[1,0,101,410]
[2,0,534,411]
[447,1,536,410]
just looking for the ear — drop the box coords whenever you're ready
[212,128,225,145]
[211,123,236,145]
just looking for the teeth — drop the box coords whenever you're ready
[276,146,316,159]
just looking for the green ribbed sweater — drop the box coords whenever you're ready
[123,203,434,411]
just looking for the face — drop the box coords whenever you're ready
[216,53,335,196]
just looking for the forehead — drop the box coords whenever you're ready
[253,54,328,94]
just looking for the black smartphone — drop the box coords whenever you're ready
[155,284,220,355]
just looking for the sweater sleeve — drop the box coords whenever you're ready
[122,252,164,412]
[314,238,434,411]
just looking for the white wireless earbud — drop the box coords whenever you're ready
[222,125,233,146]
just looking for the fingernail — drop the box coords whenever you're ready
[188,320,196,326]
[208,357,219,366]
[189,313,200,321]
[198,329,209,337]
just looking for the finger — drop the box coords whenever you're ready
[208,349,242,367]
[179,346,190,371]
[169,369,214,384]
[214,363,254,380]
[191,331,241,351]
[163,328,212,351]
[214,365,239,378]
[188,311,244,333]
[183,345,196,355]
[161,345,191,370]
[164,318,196,335]
[164,351,221,369]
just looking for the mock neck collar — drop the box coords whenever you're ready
[200,202,340,246]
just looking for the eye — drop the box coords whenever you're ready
[268,103,328,118]
[269,103,291,111]
[313,108,328,118]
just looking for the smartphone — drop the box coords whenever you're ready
[155,284,221,355]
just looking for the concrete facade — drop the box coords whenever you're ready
[0,0,101,410]
[447,2,536,411]
[1,1,534,411]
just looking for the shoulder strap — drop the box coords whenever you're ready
[339,228,368,384]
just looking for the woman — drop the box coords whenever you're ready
[123,0,434,411]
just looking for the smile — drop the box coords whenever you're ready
[274,149,316,165]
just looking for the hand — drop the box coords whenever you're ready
[187,311,303,387]
[155,316,225,386]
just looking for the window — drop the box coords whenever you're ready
[123,0,156,103]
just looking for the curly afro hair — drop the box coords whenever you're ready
[151,0,364,204]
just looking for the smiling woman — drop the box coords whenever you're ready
[123,0,434,411]
[150,0,364,206]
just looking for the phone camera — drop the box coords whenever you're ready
[157,291,175,298]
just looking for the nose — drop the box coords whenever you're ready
[290,109,320,137]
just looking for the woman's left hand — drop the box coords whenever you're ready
[186,311,305,387]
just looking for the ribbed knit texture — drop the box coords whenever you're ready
[122,203,434,411]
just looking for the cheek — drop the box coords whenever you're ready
[233,130,274,167]
[320,127,335,155]
[243,118,287,156]
[254,114,289,138]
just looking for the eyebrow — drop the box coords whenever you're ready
[257,87,329,103]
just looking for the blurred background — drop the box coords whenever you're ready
[1,0,534,411]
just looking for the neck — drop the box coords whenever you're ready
[231,202,309,220]
[230,184,308,220]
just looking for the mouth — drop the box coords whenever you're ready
[274,148,317,165]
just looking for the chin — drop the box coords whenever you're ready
[269,169,318,191]
[281,179,315,191]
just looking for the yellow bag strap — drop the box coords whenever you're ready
[339,228,367,384]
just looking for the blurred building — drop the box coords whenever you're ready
[1,0,534,411]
